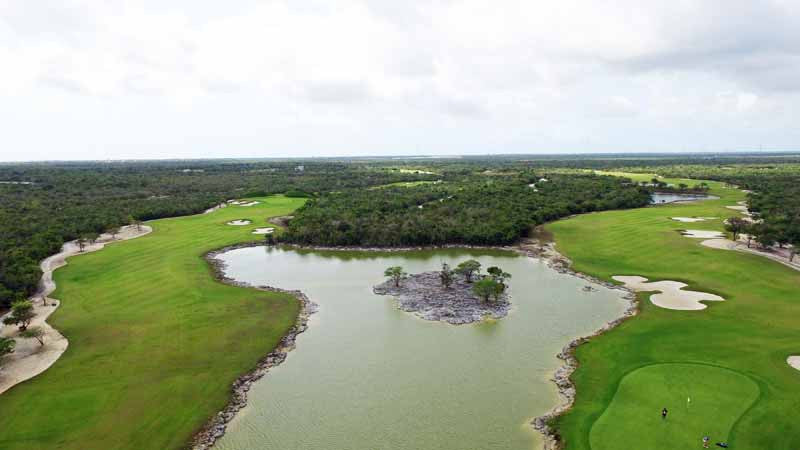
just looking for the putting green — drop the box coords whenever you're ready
[0,196,306,450]
[590,364,759,449]
[548,175,800,449]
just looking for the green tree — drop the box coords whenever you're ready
[486,266,511,284]
[20,326,45,346]
[0,337,15,364]
[725,217,748,241]
[455,260,481,283]
[472,277,500,303]
[2,300,35,331]
[384,266,408,287]
[439,262,455,289]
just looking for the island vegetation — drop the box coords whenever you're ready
[374,260,511,324]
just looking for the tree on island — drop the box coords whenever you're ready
[486,266,511,285]
[2,300,35,331]
[439,262,455,289]
[455,260,481,283]
[473,277,502,303]
[725,217,748,241]
[21,326,45,346]
[384,266,408,287]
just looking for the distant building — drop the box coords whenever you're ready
[295,165,305,172]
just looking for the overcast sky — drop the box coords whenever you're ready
[2,0,800,161]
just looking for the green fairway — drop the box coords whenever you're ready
[548,176,800,449]
[0,196,306,450]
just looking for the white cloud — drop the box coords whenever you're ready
[0,0,799,160]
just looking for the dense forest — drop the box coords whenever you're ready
[282,173,651,246]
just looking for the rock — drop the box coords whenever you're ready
[373,272,510,325]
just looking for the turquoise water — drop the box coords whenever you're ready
[213,246,627,450]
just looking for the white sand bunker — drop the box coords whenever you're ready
[252,227,275,234]
[680,229,725,239]
[227,220,251,225]
[613,275,725,311]
[671,217,716,223]
[788,356,800,371]
[237,201,260,207]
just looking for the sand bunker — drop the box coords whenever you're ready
[227,220,251,226]
[671,217,716,223]
[680,229,725,239]
[252,228,275,234]
[612,275,725,311]
[788,356,800,371]
[237,201,260,207]
[0,224,152,395]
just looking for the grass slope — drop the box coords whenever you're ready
[548,177,800,449]
[0,196,306,450]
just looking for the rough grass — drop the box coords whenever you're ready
[0,196,307,450]
[548,177,800,449]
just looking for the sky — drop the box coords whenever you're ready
[1,0,800,161]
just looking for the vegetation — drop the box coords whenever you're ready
[455,260,482,283]
[439,262,455,288]
[19,327,44,346]
[547,174,800,449]
[2,300,35,331]
[283,173,651,247]
[384,266,409,287]
[0,337,14,364]
[0,195,307,449]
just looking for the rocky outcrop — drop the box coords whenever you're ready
[373,271,510,325]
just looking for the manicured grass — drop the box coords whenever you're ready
[548,177,800,449]
[590,364,759,449]
[0,196,306,450]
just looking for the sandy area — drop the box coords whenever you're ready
[233,201,260,207]
[671,217,716,223]
[681,229,725,239]
[227,220,251,225]
[612,275,725,310]
[252,227,275,234]
[701,238,800,272]
[788,356,800,371]
[0,224,152,395]
[203,203,228,214]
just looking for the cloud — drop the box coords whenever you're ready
[0,0,799,160]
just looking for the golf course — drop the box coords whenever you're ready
[548,174,800,449]
[0,196,307,449]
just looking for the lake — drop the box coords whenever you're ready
[650,192,718,204]
[213,246,627,450]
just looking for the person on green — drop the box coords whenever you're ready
[661,407,668,420]
[703,436,711,448]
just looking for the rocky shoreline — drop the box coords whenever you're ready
[192,247,319,450]
[518,239,638,450]
[373,271,510,325]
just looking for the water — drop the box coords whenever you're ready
[214,246,627,450]
[650,192,717,204]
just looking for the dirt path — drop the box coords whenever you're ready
[701,238,800,272]
[0,225,152,395]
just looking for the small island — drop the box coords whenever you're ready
[373,260,511,325]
